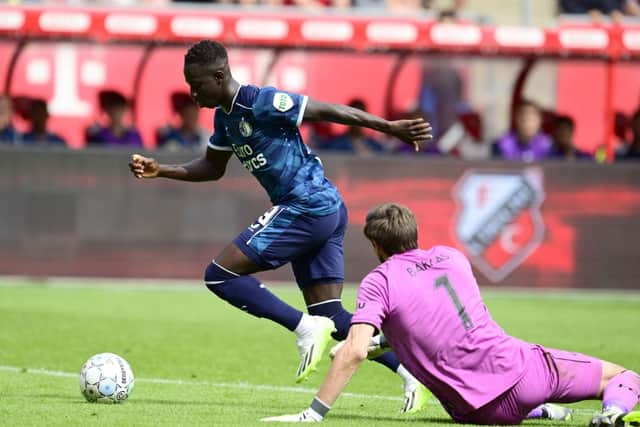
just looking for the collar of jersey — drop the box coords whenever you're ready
[221,85,242,115]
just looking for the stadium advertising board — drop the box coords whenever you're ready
[0,150,638,289]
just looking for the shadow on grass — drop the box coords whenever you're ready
[12,394,233,409]
[328,413,457,424]
[329,413,572,426]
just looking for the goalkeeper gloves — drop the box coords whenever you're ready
[261,397,330,423]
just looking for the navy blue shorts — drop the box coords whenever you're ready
[233,203,347,288]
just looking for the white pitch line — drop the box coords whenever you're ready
[0,365,401,402]
[2,277,640,302]
[0,365,600,417]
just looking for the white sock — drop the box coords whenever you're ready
[396,364,416,385]
[294,313,316,338]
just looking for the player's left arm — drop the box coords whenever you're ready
[302,99,433,152]
[261,323,375,423]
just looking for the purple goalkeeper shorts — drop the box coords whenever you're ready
[458,344,603,425]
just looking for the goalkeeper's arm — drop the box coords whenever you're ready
[261,324,375,423]
[329,333,391,360]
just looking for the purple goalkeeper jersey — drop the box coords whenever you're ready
[351,246,530,418]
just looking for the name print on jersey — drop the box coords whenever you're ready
[406,254,450,277]
[232,143,267,172]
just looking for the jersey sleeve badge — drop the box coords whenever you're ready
[273,92,294,112]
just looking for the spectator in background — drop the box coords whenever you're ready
[86,90,143,148]
[494,100,552,162]
[385,0,465,14]
[321,99,385,156]
[627,0,640,16]
[418,9,472,142]
[549,115,591,160]
[617,109,640,160]
[437,111,490,160]
[22,99,66,147]
[595,111,631,162]
[386,0,423,14]
[559,0,625,22]
[0,94,20,145]
[156,92,208,152]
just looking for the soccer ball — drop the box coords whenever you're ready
[79,353,135,403]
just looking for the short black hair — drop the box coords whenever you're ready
[554,114,574,130]
[98,90,128,109]
[184,40,228,67]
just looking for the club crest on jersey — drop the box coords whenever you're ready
[239,117,253,137]
[452,167,545,282]
[272,92,294,112]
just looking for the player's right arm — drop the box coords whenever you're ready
[128,148,232,182]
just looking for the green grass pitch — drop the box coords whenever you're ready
[0,278,638,426]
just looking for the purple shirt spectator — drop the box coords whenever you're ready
[496,132,552,162]
[86,124,143,147]
[495,131,552,162]
[495,100,552,162]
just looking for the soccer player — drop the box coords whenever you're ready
[263,203,640,426]
[128,41,433,411]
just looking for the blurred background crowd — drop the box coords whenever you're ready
[2,88,638,161]
[1,0,639,161]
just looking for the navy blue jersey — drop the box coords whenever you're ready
[208,85,341,216]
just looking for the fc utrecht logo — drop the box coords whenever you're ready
[453,167,545,282]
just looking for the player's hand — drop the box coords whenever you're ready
[388,118,433,152]
[261,408,323,423]
[329,335,390,360]
[129,154,159,179]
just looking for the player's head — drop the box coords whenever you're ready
[183,40,231,109]
[552,114,574,148]
[364,203,418,262]
[171,92,199,130]
[29,99,49,131]
[99,90,128,125]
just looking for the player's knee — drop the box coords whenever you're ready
[203,262,238,300]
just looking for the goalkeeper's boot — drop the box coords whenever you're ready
[295,316,335,383]
[401,375,431,414]
[589,408,639,427]
[537,403,573,421]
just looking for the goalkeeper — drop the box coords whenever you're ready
[263,203,640,426]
